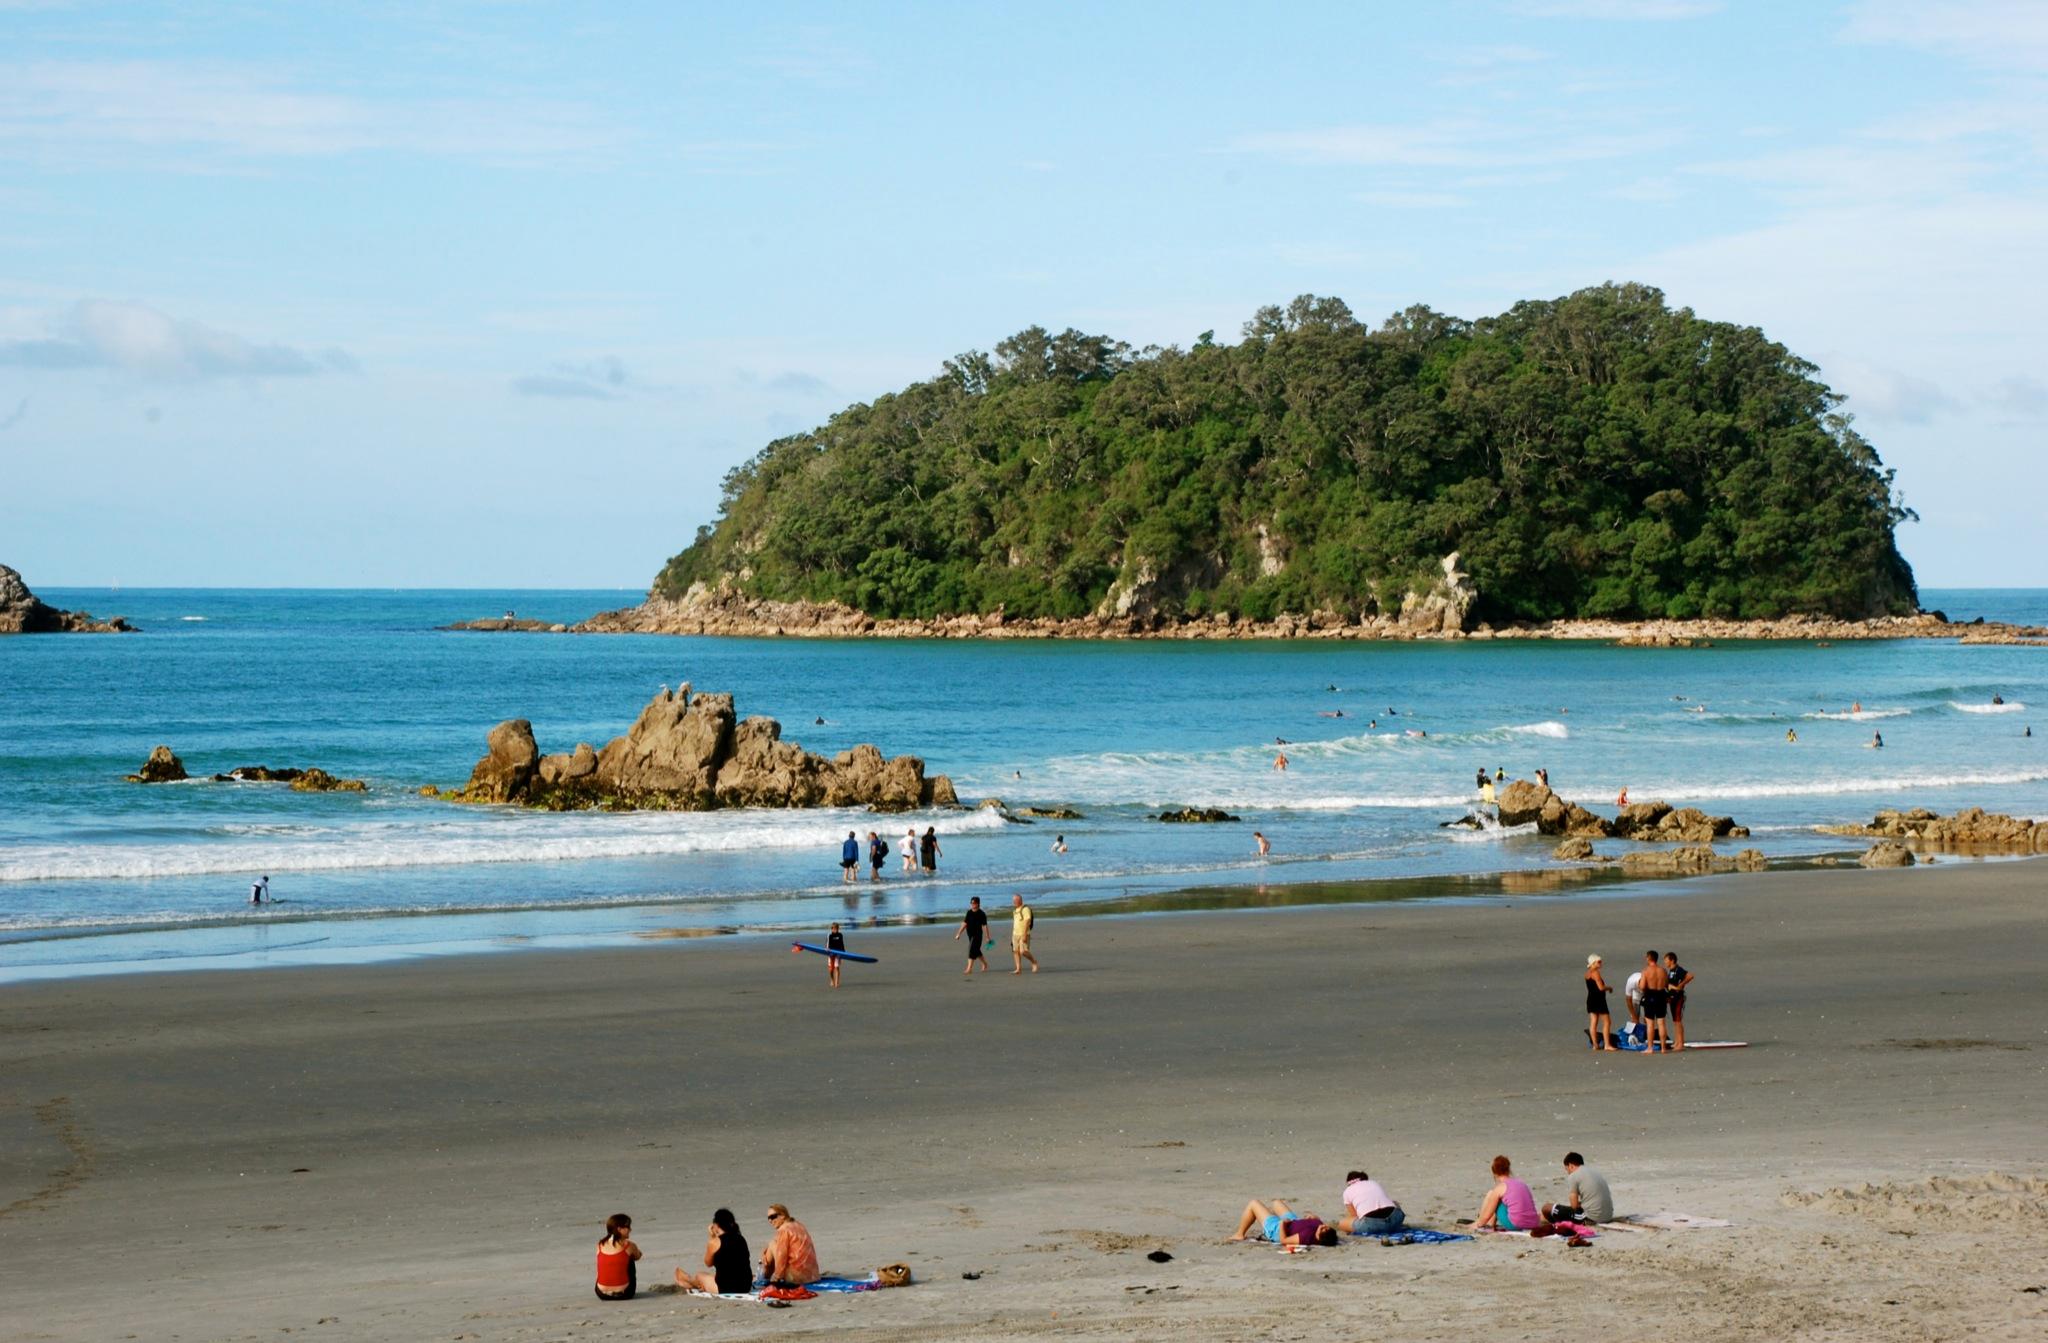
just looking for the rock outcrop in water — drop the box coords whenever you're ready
[1823,807,2048,853]
[128,746,189,783]
[128,750,368,790]
[449,684,958,812]
[1153,807,1241,823]
[1496,780,1746,843]
[0,564,135,634]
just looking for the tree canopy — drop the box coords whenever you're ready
[655,283,1918,624]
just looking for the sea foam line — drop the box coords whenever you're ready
[0,806,1010,883]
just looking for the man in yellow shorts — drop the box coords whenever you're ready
[1010,893,1039,975]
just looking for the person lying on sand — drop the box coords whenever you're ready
[675,1208,752,1296]
[1230,1198,1339,1247]
[1469,1156,1548,1232]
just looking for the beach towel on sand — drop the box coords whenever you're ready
[806,1274,884,1293]
[1375,1229,1472,1245]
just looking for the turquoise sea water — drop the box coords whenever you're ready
[3,587,2044,980]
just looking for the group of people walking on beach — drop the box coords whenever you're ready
[595,1203,821,1301]
[840,827,941,883]
[1232,1151,1615,1246]
[1584,950,1694,1051]
[954,893,1038,975]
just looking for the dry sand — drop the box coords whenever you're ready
[3,862,2044,1342]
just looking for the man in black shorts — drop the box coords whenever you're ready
[1639,950,1671,1053]
[1663,951,1693,1050]
[953,897,989,976]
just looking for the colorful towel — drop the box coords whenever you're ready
[1374,1228,1472,1245]
[806,1275,883,1293]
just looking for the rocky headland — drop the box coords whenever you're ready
[441,615,570,633]
[443,683,958,812]
[1494,780,1748,844]
[0,564,135,634]
[126,747,367,791]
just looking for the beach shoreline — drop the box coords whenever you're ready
[4,861,2043,1342]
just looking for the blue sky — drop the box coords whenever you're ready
[2,0,2043,589]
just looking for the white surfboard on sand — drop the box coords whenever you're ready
[1683,1040,1748,1049]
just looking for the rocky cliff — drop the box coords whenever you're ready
[448,684,959,812]
[0,564,135,634]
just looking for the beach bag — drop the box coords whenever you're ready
[876,1263,913,1288]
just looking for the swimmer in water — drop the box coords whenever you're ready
[1786,728,1798,743]
[1368,719,1377,729]
[1851,701,1862,714]
[1993,694,2005,705]
[1869,731,1884,749]
[1319,710,1345,718]
[1273,753,1289,771]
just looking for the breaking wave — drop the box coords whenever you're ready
[0,806,1011,884]
[1951,701,2025,714]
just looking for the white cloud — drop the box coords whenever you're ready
[0,60,620,167]
[1841,0,2048,72]
[511,356,638,401]
[1227,117,1673,168]
[0,299,357,379]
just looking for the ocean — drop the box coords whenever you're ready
[3,586,2043,981]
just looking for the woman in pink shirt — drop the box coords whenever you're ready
[1470,1155,1546,1231]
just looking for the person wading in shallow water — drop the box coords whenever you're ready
[920,826,940,875]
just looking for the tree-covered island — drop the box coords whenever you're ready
[651,283,1918,631]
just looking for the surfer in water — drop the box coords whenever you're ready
[1993,694,2005,705]
[1869,731,1884,749]
[1786,728,1798,743]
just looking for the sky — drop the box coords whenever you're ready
[2,0,2043,590]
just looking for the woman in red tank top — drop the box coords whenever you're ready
[595,1213,641,1300]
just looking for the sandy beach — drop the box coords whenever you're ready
[4,862,2044,1343]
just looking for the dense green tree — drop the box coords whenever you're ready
[655,284,1918,623]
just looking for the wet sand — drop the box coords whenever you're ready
[2,862,2044,1342]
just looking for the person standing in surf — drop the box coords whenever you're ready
[954,897,989,975]
[839,831,859,884]
[249,875,269,905]
[1255,831,1271,859]
[920,825,940,876]
[867,830,887,882]
[900,827,917,874]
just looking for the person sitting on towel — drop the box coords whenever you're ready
[1470,1155,1548,1232]
[1336,1169,1406,1235]
[675,1207,753,1296]
[1544,1152,1614,1224]
[1229,1198,1339,1247]
[759,1203,820,1286]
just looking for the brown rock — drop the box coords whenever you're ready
[1,563,137,634]
[1552,837,1596,861]
[1496,779,1553,827]
[1859,840,1916,868]
[129,745,188,783]
[290,768,368,793]
[1620,844,1723,875]
[464,719,540,802]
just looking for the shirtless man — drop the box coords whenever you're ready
[1639,950,1672,1054]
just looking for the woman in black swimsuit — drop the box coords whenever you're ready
[1584,955,1613,1051]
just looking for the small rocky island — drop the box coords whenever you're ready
[1,564,135,634]
[127,746,367,791]
[444,683,959,811]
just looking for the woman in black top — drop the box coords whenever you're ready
[1584,955,1613,1051]
[677,1208,752,1296]
[920,826,940,874]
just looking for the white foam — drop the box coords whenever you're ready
[1443,820,1540,842]
[1508,721,1571,739]
[1951,701,2024,714]
[1802,708,1911,721]
[179,615,207,622]
[1620,768,2048,803]
[0,806,1011,884]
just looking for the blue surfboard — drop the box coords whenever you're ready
[792,941,877,963]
